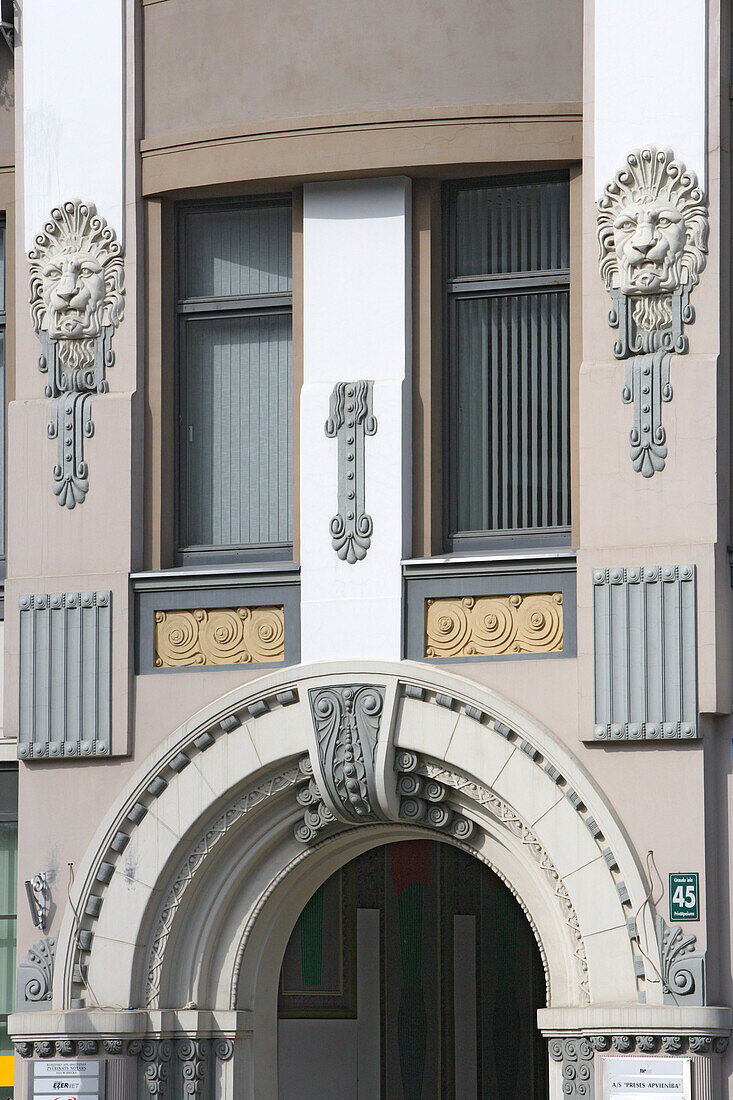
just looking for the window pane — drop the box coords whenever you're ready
[452,179,569,278]
[183,204,292,299]
[450,291,569,535]
[0,328,6,561]
[182,314,293,548]
[0,917,14,1018]
[0,222,6,311]
[0,825,16,918]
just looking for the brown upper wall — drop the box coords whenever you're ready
[0,46,14,168]
[142,0,582,144]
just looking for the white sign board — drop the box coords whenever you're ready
[603,1056,691,1098]
[33,1059,104,1100]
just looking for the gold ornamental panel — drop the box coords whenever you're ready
[425,593,563,658]
[154,606,285,667]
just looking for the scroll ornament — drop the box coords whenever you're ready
[597,147,708,477]
[17,935,56,1004]
[29,199,125,507]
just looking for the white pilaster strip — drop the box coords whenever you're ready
[22,0,125,246]
[594,0,707,196]
[300,178,412,662]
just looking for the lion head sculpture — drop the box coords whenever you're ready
[28,200,124,369]
[597,147,708,331]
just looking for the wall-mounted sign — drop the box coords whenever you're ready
[669,872,699,921]
[33,1059,104,1100]
[603,1056,691,1098]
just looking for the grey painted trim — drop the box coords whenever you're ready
[131,562,300,592]
[591,565,698,741]
[403,549,576,579]
[18,591,112,759]
[134,576,301,674]
[404,565,576,662]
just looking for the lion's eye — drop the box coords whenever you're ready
[616,219,635,230]
[80,266,95,276]
[657,217,671,227]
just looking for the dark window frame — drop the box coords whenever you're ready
[0,214,6,581]
[0,764,17,1039]
[174,194,294,567]
[442,172,572,554]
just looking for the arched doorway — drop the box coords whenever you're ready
[277,838,548,1099]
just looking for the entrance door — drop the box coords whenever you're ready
[277,839,548,1099]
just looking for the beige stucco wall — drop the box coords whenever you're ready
[142,0,582,144]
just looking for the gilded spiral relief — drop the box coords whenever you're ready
[154,606,285,667]
[425,593,562,658]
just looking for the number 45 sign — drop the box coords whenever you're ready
[669,873,699,921]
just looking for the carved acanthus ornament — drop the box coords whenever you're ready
[29,200,125,507]
[17,935,56,1004]
[154,606,285,667]
[655,915,706,1005]
[425,593,563,658]
[597,147,708,477]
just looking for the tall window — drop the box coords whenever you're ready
[444,175,570,550]
[0,216,6,569]
[177,197,293,563]
[0,766,17,1099]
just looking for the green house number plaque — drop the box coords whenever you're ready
[669,872,699,921]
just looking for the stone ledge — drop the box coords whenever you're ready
[9,1008,254,1040]
[538,1004,733,1036]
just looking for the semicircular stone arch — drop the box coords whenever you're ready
[54,660,657,1021]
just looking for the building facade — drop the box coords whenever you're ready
[0,0,732,1096]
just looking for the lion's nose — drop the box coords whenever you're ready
[55,275,78,301]
[631,225,657,255]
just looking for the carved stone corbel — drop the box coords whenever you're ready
[597,147,708,477]
[324,380,377,562]
[295,686,474,844]
[28,200,125,507]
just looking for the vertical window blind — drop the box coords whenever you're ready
[0,768,17,1091]
[444,176,570,548]
[177,198,293,560]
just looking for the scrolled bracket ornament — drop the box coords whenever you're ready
[597,147,708,477]
[307,685,384,821]
[29,199,125,507]
[324,380,377,563]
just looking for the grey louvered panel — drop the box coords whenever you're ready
[452,291,569,534]
[592,566,698,741]
[453,177,569,277]
[183,313,293,549]
[18,591,112,759]
[183,203,292,299]
[0,328,6,561]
